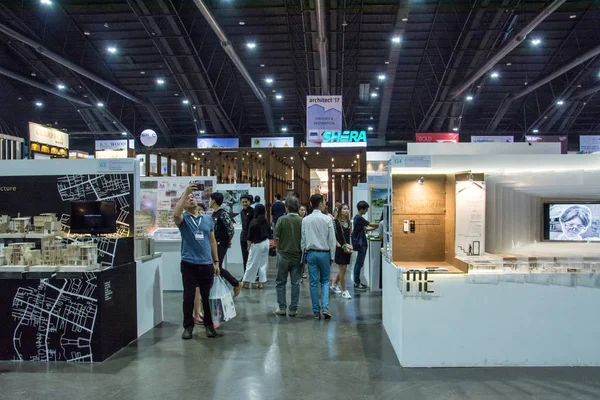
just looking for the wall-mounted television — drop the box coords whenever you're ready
[70,201,117,234]
[543,202,600,241]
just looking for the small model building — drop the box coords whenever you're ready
[0,215,10,233]
[65,242,99,268]
[33,213,58,234]
[41,237,67,266]
[3,242,36,265]
[11,217,31,234]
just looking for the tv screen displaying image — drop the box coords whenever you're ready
[70,201,117,234]
[544,203,600,241]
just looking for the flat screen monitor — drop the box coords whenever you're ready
[543,202,600,241]
[70,201,117,234]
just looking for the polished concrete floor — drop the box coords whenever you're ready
[2,262,600,400]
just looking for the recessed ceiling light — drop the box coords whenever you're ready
[260,64,265,67]
[31,72,36,77]
[342,21,348,27]
[452,127,459,132]
[121,132,127,136]
[368,126,374,131]
[239,21,246,25]
[97,102,104,107]
[385,61,389,65]
[490,72,499,79]
[83,31,90,36]
[18,97,22,100]
[182,99,189,104]
[174,93,179,96]
[57,84,66,90]
[276,94,283,100]
[193,105,197,109]
[200,130,205,134]
[533,129,539,133]
[466,95,474,101]
[35,101,43,107]
[40,0,52,4]
[531,38,541,46]
[556,100,564,105]
[524,82,528,85]
[265,77,274,84]
[569,14,576,19]
[156,78,165,85]
[506,62,512,66]
[141,71,145,74]
[107,46,117,54]
[290,157,293,160]
[305,151,308,155]
[282,127,288,132]
[247,42,256,50]
[316,151,319,155]
[378,74,386,81]
[402,17,408,22]
[104,22,109,28]
[371,92,378,98]
[391,36,401,44]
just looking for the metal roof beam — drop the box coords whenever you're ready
[315,0,330,95]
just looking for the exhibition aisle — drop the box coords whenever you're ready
[2,264,600,400]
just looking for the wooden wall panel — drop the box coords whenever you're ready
[445,174,457,266]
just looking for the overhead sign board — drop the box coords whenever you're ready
[197,138,240,149]
[391,155,432,168]
[306,95,342,147]
[471,136,514,143]
[29,122,69,149]
[321,130,367,148]
[251,137,293,148]
[579,136,600,154]
[415,133,458,143]
[95,140,134,151]
[526,135,568,154]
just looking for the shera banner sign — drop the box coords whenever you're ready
[29,122,69,149]
[306,96,342,147]
[526,135,568,154]
[415,133,459,143]
[579,136,600,154]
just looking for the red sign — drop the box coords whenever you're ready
[415,133,459,143]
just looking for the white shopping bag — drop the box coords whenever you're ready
[209,276,237,327]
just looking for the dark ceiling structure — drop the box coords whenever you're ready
[0,0,599,150]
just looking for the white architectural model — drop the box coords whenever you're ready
[3,243,37,266]
[33,213,58,234]
[11,217,31,234]
[65,243,98,267]
[0,215,10,233]
[0,237,99,269]
[41,237,66,266]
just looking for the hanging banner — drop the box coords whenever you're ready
[471,136,514,143]
[95,140,134,159]
[251,137,293,148]
[415,133,459,143]
[29,122,69,149]
[197,138,240,149]
[306,95,343,147]
[579,136,600,154]
[526,135,568,154]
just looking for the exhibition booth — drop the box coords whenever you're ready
[0,159,164,362]
[381,146,600,367]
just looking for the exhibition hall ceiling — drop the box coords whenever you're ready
[0,0,599,149]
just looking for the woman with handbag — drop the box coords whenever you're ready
[330,203,353,299]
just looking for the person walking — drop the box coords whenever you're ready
[271,193,286,228]
[241,204,270,288]
[331,203,353,299]
[240,194,254,273]
[299,204,308,279]
[174,184,220,339]
[301,194,336,320]
[274,196,303,316]
[210,192,241,297]
[351,201,378,290]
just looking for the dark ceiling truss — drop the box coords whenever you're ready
[338,0,363,130]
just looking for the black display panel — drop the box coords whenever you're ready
[543,202,600,241]
[70,201,117,234]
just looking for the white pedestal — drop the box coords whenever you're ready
[136,253,164,338]
[382,258,600,367]
[154,240,183,291]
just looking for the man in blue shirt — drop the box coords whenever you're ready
[175,183,220,339]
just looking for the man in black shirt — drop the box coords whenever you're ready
[210,192,240,297]
[271,193,286,228]
[240,194,254,273]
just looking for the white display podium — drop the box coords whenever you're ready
[136,253,164,338]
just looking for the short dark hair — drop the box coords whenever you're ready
[242,194,253,202]
[357,201,369,211]
[310,194,324,210]
[254,195,260,203]
[197,202,206,211]
[285,196,299,213]
[211,192,224,206]
[275,193,282,200]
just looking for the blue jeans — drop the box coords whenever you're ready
[353,245,368,285]
[306,251,331,313]
[275,254,302,311]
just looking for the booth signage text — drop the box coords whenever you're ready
[321,130,367,147]
[29,122,69,148]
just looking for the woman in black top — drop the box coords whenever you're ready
[331,203,353,299]
[241,204,271,288]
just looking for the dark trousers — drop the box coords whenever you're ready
[181,261,214,329]
[240,236,249,272]
[218,242,239,288]
[353,245,368,285]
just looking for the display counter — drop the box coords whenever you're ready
[136,252,164,338]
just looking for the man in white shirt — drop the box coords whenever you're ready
[301,194,336,320]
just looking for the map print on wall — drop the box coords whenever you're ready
[11,273,99,362]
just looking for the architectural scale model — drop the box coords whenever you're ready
[11,217,31,234]
[2,243,38,266]
[0,237,99,269]
[32,214,58,234]
[0,215,10,233]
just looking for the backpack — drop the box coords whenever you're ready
[212,209,230,244]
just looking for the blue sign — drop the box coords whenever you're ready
[197,138,240,149]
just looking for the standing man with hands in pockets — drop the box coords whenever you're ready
[301,194,337,320]
[175,183,220,340]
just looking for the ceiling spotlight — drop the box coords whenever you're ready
[391,36,401,44]
[368,126,374,131]
[265,77,274,84]
[31,72,36,77]
[107,46,117,54]
[258,154,262,158]
[156,78,165,85]
[316,151,319,155]
[57,84,66,90]
[378,74,386,81]
[40,0,52,4]
[121,132,127,136]
[402,17,408,22]
[305,151,308,155]
[104,22,109,28]
[342,21,348,27]
[200,130,205,134]
[531,38,542,46]
[452,127,459,132]
[533,129,539,133]
[260,64,265,67]
[331,157,334,162]
[371,92,378,98]
[97,102,104,107]
[140,71,145,74]
[490,72,499,79]
[356,154,360,158]
[247,42,256,50]
[556,100,564,105]
[385,61,389,65]
[290,157,294,160]
[239,21,246,25]
[276,94,283,100]
[182,99,190,105]
[466,95,474,101]
[282,127,288,132]
[524,82,528,86]
[569,14,577,19]
[84,31,91,36]
[35,101,43,107]
[506,62,512,66]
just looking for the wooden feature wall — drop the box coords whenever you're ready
[445,174,456,266]
[392,174,447,262]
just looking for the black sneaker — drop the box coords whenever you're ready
[181,327,193,340]
[205,326,217,338]
[322,309,332,319]
[313,312,321,320]
[354,283,368,290]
